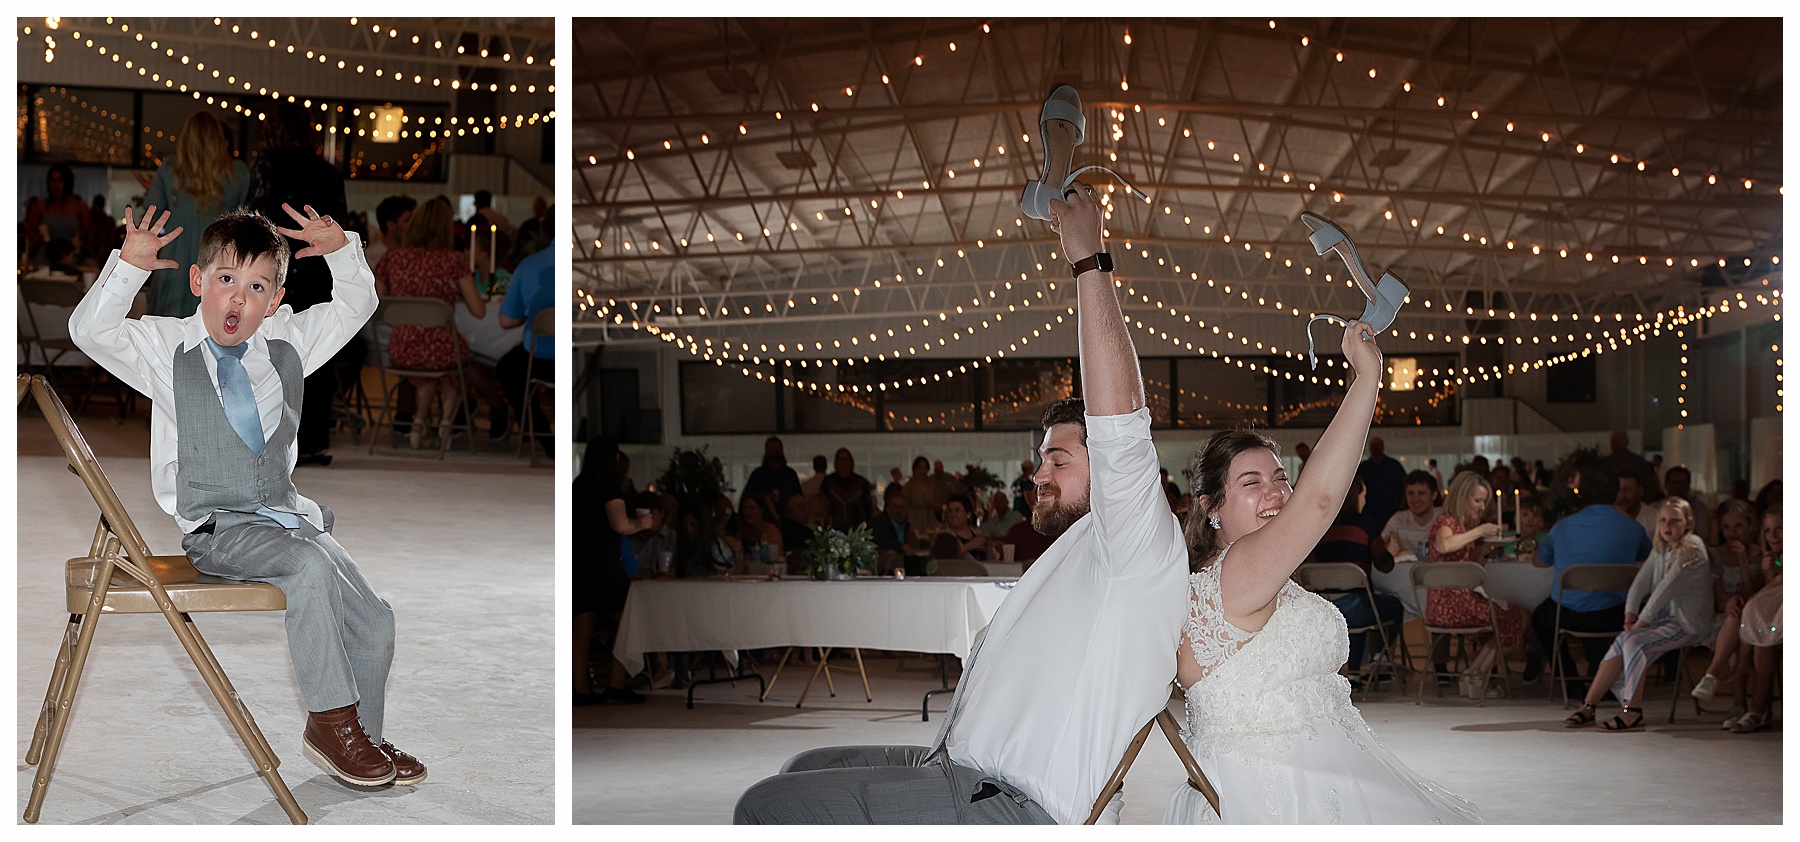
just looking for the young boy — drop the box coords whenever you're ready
[69,203,422,788]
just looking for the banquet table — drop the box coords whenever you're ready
[614,577,1016,708]
[1372,557,1558,619]
[455,298,524,366]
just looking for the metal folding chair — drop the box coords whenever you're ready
[1547,563,1641,706]
[1295,562,1409,698]
[518,307,554,467]
[1410,561,1510,704]
[20,375,306,824]
[366,296,475,459]
[1086,686,1221,823]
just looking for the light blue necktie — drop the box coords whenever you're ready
[204,339,301,529]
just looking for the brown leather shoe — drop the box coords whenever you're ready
[379,741,427,785]
[303,704,396,786]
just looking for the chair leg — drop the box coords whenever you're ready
[158,608,306,824]
[852,648,873,702]
[26,617,81,766]
[184,615,279,769]
[23,603,107,823]
[759,647,793,702]
[368,370,395,455]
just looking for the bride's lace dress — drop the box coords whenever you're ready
[1163,549,1482,824]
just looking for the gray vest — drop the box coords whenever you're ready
[173,339,305,531]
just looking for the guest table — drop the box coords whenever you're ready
[1372,557,1557,619]
[455,297,525,366]
[614,576,1015,712]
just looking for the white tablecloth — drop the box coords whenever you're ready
[1373,559,1557,619]
[455,299,524,365]
[614,577,1016,676]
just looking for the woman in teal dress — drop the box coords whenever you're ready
[142,110,250,316]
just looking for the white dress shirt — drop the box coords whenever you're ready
[944,408,1190,824]
[68,234,379,533]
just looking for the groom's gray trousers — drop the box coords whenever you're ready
[732,629,1057,824]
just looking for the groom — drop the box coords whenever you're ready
[733,183,1190,824]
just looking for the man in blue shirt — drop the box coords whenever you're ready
[1527,468,1651,689]
[496,243,554,456]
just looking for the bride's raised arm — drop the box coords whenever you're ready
[1221,322,1383,621]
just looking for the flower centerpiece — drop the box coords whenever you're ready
[801,523,877,580]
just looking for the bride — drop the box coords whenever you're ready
[1163,319,1481,825]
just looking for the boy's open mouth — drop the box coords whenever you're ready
[224,312,241,333]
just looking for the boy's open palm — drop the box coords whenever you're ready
[276,203,349,259]
[119,205,183,272]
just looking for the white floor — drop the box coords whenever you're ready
[575,650,1784,825]
[15,415,555,824]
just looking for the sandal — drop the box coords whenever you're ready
[1599,705,1645,732]
[1563,702,1597,728]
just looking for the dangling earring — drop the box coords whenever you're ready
[1208,514,1221,530]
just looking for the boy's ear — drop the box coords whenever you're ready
[188,264,203,297]
[264,287,286,317]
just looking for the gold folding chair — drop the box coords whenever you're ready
[21,376,306,824]
[1295,562,1409,699]
[1086,686,1221,824]
[1547,563,1642,706]
[518,307,554,467]
[367,296,475,459]
[1410,561,1510,704]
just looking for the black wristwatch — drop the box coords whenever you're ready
[1069,251,1113,278]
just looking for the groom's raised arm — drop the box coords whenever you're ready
[1054,185,1142,417]
[1050,186,1175,574]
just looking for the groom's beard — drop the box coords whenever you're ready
[1031,481,1089,537]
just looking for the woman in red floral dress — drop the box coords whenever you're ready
[1426,469,1527,698]
[373,197,485,449]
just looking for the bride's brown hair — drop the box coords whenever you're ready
[1184,429,1281,571]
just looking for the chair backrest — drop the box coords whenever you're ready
[28,376,159,579]
[531,307,555,338]
[376,296,454,328]
[19,278,86,308]
[1411,560,1487,590]
[1295,561,1371,593]
[1559,563,1639,594]
[926,558,988,577]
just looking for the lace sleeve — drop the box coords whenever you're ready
[1180,558,1257,686]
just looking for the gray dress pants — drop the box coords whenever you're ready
[733,745,1056,824]
[183,518,396,740]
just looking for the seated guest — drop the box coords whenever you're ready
[1662,465,1710,543]
[930,494,993,561]
[1706,500,1764,612]
[1311,476,1403,677]
[1564,498,1712,730]
[673,507,733,579]
[981,490,1024,538]
[1381,469,1441,560]
[1692,506,1783,733]
[627,491,675,577]
[1426,471,1524,697]
[1527,467,1653,688]
[1505,493,1549,558]
[725,494,784,563]
[1003,485,1056,566]
[778,494,818,562]
[869,485,929,574]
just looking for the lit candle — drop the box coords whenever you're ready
[489,224,497,277]
[1514,488,1521,533]
[468,222,477,273]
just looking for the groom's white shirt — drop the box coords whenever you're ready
[944,407,1189,823]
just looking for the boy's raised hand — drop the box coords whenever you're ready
[119,205,184,272]
[276,202,349,259]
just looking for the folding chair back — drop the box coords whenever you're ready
[22,376,306,824]
[377,296,455,329]
[1085,687,1221,823]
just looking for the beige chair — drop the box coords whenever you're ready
[367,296,475,459]
[926,558,990,577]
[1410,561,1510,704]
[1547,563,1642,706]
[18,278,136,420]
[21,376,306,824]
[1295,562,1409,699]
[1086,687,1221,824]
[518,307,554,467]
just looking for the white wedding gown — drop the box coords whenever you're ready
[1163,553,1482,824]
